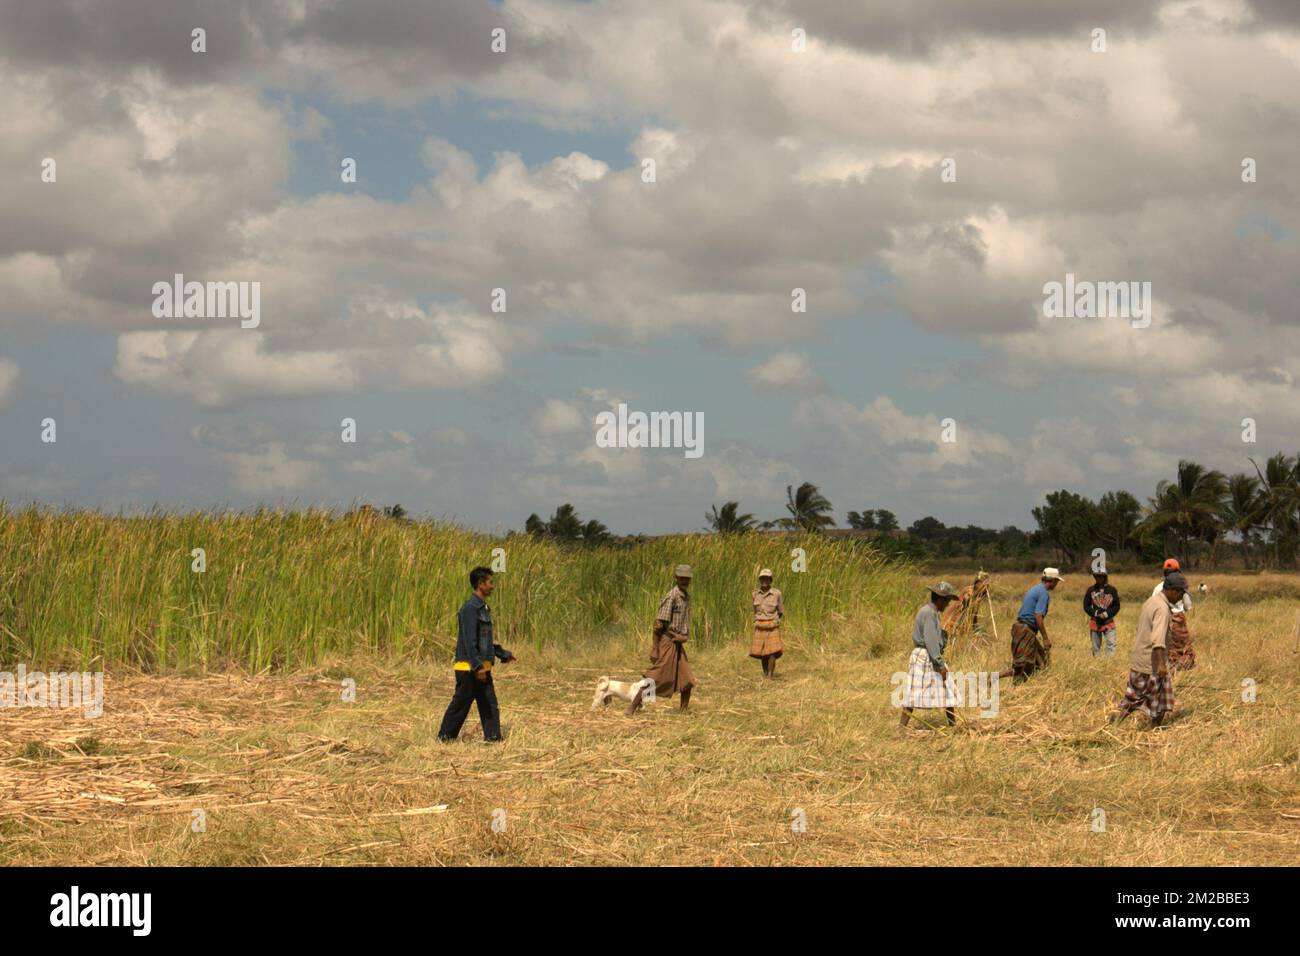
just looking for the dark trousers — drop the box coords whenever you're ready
[438,670,502,741]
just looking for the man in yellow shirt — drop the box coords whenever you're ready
[1110,571,1186,727]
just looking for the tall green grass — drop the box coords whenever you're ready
[0,505,917,671]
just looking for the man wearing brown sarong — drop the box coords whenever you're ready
[998,568,1060,683]
[629,564,697,713]
[750,568,784,678]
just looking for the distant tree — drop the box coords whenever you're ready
[1223,473,1264,569]
[545,503,584,540]
[1094,490,1141,555]
[706,501,756,534]
[847,510,877,530]
[874,509,900,532]
[784,482,835,533]
[1032,490,1097,566]
[525,504,611,544]
[383,504,408,521]
[1142,461,1228,567]
[908,516,946,540]
[1248,453,1300,566]
[995,525,1032,559]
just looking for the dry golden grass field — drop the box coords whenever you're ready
[2,571,1298,866]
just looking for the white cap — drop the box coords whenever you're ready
[1042,567,1063,580]
[758,568,773,578]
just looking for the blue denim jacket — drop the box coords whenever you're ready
[455,594,512,671]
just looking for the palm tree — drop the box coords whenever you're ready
[706,501,756,534]
[1141,460,1227,567]
[783,482,835,533]
[1223,473,1264,569]
[547,503,584,540]
[1249,453,1300,567]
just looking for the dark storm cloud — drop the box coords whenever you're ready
[757,0,1167,57]
[0,0,577,91]
[1246,0,1300,27]
[0,0,264,81]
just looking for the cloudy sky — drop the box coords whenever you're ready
[2,0,1298,534]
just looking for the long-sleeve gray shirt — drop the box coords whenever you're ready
[912,602,948,670]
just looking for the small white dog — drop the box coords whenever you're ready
[1198,582,1209,595]
[590,676,654,710]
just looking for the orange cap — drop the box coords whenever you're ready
[1163,558,1180,571]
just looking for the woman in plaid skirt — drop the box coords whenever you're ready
[750,569,784,677]
[900,582,962,730]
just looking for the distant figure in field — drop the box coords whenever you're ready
[1000,568,1062,682]
[437,566,518,743]
[1111,571,1187,727]
[750,568,784,678]
[1084,570,1121,657]
[942,570,990,636]
[1153,558,1195,670]
[629,564,696,714]
[900,581,962,729]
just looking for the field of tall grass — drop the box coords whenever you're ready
[2,508,1298,865]
[0,505,917,672]
[3,564,1297,865]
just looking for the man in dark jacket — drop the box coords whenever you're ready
[1083,570,1121,657]
[438,566,518,742]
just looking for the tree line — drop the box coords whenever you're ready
[377,450,1300,569]
[699,454,1300,570]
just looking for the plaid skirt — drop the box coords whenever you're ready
[1117,669,1174,720]
[905,647,958,709]
[749,623,784,658]
[1168,612,1195,670]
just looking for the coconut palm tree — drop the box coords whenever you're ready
[705,501,756,534]
[1142,460,1227,567]
[1222,473,1264,569]
[783,482,835,533]
[1249,453,1300,567]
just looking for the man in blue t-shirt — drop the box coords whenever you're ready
[999,568,1062,683]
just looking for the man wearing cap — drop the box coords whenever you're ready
[750,569,784,678]
[900,582,962,729]
[1111,571,1186,726]
[1084,570,1121,657]
[1000,568,1061,682]
[630,565,697,713]
[1152,559,1195,670]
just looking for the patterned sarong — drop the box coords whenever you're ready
[905,647,959,709]
[1168,612,1195,670]
[1010,621,1049,680]
[749,623,784,659]
[1117,668,1174,720]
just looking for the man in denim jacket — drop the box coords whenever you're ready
[438,566,518,742]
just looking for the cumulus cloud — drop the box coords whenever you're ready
[4,0,1300,527]
[748,352,823,392]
